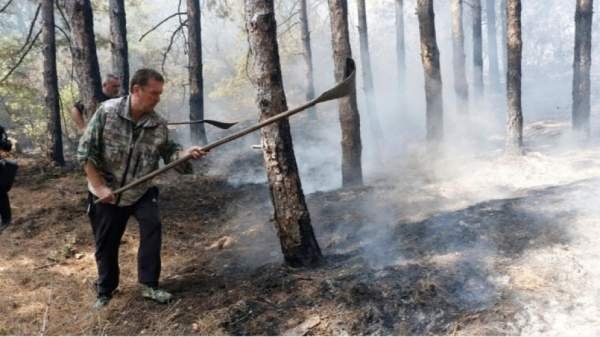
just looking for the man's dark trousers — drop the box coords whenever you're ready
[0,189,10,224]
[88,187,161,297]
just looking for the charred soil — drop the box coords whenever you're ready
[1,141,599,335]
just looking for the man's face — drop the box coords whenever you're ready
[132,79,163,113]
[103,78,120,97]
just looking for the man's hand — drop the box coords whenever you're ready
[94,185,115,204]
[84,162,114,204]
[182,146,208,160]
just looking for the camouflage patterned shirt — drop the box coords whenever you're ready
[77,96,192,206]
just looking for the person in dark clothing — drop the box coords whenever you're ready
[0,125,16,232]
[71,74,120,132]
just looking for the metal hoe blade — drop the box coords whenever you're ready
[168,119,238,129]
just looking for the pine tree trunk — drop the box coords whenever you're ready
[244,0,322,267]
[486,0,500,92]
[328,0,363,186]
[500,0,507,76]
[572,0,593,136]
[472,0,484,99]
[356,0,383,138]
[451,0,469,113]
[506,0,523,154]
[299,0,316,119]
[42,0,64,166]
[109,0,129,95]
[65,0,103,121]
[395,0,405,96]
[417,0,444,142]
[187,0,207,144]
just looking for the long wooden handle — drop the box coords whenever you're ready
[103,58,356,200]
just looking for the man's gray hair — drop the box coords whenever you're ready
[103,73,120,84]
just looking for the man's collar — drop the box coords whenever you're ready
[117,96,161,128]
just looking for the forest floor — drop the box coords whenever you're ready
[2,118,600,335]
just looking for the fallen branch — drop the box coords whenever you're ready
[40,290,52,335]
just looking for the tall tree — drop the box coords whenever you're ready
[472,0,484,99]
[328,0,363,186]
[65,0,103,121]
[417,0,444,142]
[187,0,207,144]
[506,0,523,153]
[299,0,316,119]
[451,0,469,113]
[109,0,129,95]
[395,0,405,95]
[42,0,64,165]
[356,0,383,138]
[244,0,322,267]
[572,0,594,136]
[500,0,507,76]
[486,0,500,92]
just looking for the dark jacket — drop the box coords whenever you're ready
[0,125,11,153]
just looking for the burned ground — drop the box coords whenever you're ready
[2,120,600,335]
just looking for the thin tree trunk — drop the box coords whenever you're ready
[500,0,507,77]
[65,0,103,121]
[328,0,363,186]
[356,0,383,139]
[472,0,484,99]
[42,0,64,165]
[395,0,405,96]
[572,0,594,136]
[451,0,469,113]
[244,0,322,267]
[187,0,207,144]
[486,0,500,92]
[417,0,444,142]
[109,0,129,95]
[395,0,405,97]
[506,0,523,154]
[299,0,316,119]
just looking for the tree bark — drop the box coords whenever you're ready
[486,0,500,92]
[65,0,103,121]
[572,0,593,136]
[356,0,383,139]
[187,0,207,144]
[42,0,64,165]
[506,0,523,154]
[299,0,316,119]
[109,0,129,95]
[328,0,363,186]
[472,0,484,99]
[244,0,322,267]
[417,0,444,142]
[451,0,469,113]
[395,0,405,95]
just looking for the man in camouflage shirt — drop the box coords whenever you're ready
[78,68,207,309]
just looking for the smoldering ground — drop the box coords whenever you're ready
[4,0,600,335]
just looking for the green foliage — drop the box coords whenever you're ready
[0,81,47,149]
